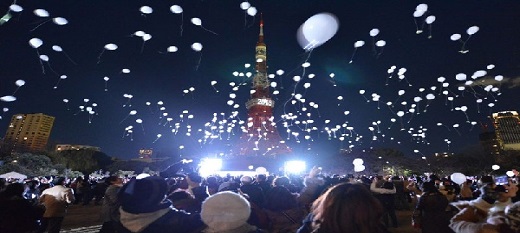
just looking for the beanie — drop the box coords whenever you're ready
[119,176,168,213]
[201,191,251,232]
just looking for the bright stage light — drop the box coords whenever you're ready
[285,160,306,174]
[199,158,223,177]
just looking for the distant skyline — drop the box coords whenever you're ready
[0,1,519,160]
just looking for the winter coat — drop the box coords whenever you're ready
[265,207,307,233]
[101,184,121,222]
[0,196,45,233]
[415,191,454,233]
[39,184,75,217]
[118,205,205,233]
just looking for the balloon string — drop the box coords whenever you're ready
[180,13,184,36]
[195,52,202,71]
[30,19,51,32]
[97,49,105,64]
[54,78,61,89]
[45,61,58,75]
[36,50,46,74]
[62,51,78,65]
[200,26,219,35]
[349,48,357,64]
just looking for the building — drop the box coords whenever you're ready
[233,18,291,159]
[55,144,100,151]
[492,111,520,151]
[4,113,55,152]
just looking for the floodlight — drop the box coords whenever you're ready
[199,158,223,177]
[285,161,306,174]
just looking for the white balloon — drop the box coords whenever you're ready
[369,28,380,37]
[240,2,251,10]
[191,42,203,51]
[487,64,495,70]
[167,46,178,52]
[299,13,339,50]
[416,4,428,12]
[0,96,16,102]
[140,6,153,14]
[450,173,466,185]
[15,80,25,87]
[495,75,504,81]
[142,34,152,41]
[60,75,67,79]
[122,69,130,73]
[63,99,69,103]
[354,164,365,172]
[354,40,365,48]
[467,26,479,35]
[39,55,49,61]
[455,73,467,81]
[34,9,49,17]
[425,15,436,24]
[104,43,118,50]
[29,38,43,49]
[52,17,68,25]
[104,77,109,81]
[450,34,461,41]
[376,40,386,47]
[191,18,202,26]
[413,10,425,18]
[52,45,63,52]
[129,110,137,115]
[9,4,23,12]
[398,90,405,96]
[134,31,145,37]
[247,7,257,16]
[426,94,435,100]
[352,158,364,166]
[359,90,365,94]
[136,119,143,124]
[397,111,405,117]
[170,5,183,14]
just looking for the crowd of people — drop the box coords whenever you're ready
[1,161,520,233]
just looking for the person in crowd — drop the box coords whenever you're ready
[99,176,123,233]
[80,175,93,205]
[206,176,220,195]
[0,182,45,233]
[93,177,109,205]
[168,189,200,213]
[117,175,204,233]
[240,175,265,208]
[201,191,266,233]
[413,181,454,233]
[254,174,272,196]
[71,176,84,204]
[297,182,389,233]
[371,177,398,228]
[459,179,474,200]
[391,176,410,210]
[264,186,308,233]
[39,177,75,233]
[24,179,41,204]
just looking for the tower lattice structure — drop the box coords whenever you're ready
[233,19,291,158]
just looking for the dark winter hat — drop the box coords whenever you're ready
[53,177,66,185]
[480,183,499,204]
[118,176,168,213]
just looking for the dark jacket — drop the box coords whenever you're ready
[415,192,455,233]
[117,206,205,233]
[0,197,45,233]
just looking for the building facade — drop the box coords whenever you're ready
[492,111,520,151]
[4,113,55,152]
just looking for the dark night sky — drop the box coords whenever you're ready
[0,0,519,160]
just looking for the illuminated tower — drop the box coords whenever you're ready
[235,18,291,158]
[492,111,520,151]
[4,113,55,152]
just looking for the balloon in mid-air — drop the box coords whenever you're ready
[297,13,339,51]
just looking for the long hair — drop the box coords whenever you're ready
[310,182,384,233]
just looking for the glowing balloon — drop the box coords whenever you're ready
[425,15,436,24]
[369,28,380,37]
[247,7,257,16]
[191,42,203,51]
[104,43,118,50]
[134,31,145,37]
[492,165,500,171]
[136,119,143,124]
[416,4,428,12]
[191,18,202,26]
[354,40,365,48]
[52,17,68,25]
[34,9,49,17]
[170,5,183,14]
[450,173,466,184]
[15,80,25,87]
[52,45,63,52]
[167,46,178,52]
[298,12,339,50]
[450,34,461,41]
[0,96,16,102]
[29,38,43,49]
[129,110,137,115]
[140,6,153,14]
[455,73,467,81]
[467,26,479,35]
[397,111,405,117]
[9,5,23,12]
[376,40,386,47]
[495,75,504,81]
[413,10,425,18]
[39,55,49,61]
[240,2,251,10]
[142,34,152,41]
[354,165,366,172]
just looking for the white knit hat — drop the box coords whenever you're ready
[201,191,251,232]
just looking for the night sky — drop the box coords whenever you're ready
[0,1,519,160]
